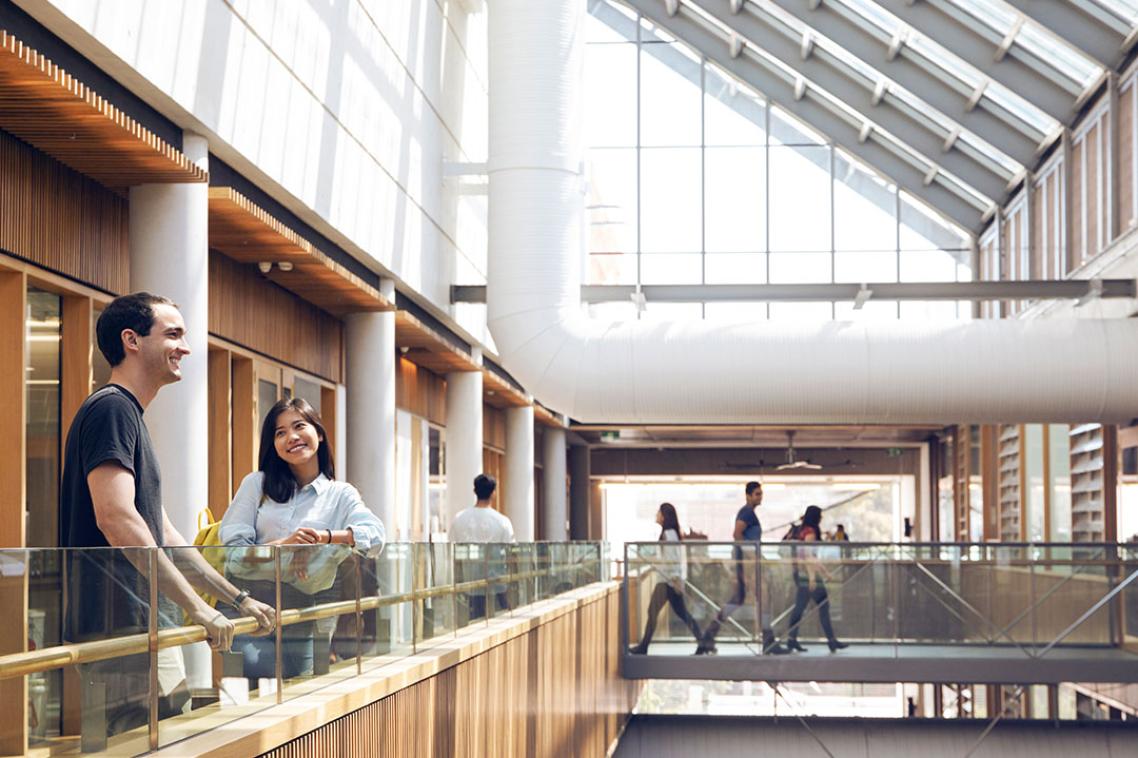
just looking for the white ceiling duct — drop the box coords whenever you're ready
[486,0,1138,425]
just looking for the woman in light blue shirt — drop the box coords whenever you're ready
[219,398,385,679]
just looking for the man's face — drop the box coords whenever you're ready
[131,303,190,385]
[746,485,763,508]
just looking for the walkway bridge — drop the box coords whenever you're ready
[621,542,1138,684]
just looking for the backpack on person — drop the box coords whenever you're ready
[781,522,804,541]
[192,508,227,608]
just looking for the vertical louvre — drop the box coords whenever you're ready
[1071,137,1085,271]
[954,424,970,541]
[1120,80,1135,231]
[1030,180,1044,279]
[1086,122,1101,260]
[998,424,1022,542]
[1069,424,1118,543]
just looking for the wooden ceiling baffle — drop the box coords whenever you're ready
[208,187,393,316]
[533,404,563,428]
[0,31,207,187]
[482,367,530,409]
[394,310,479,374]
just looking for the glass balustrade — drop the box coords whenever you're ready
[0,542,606,754]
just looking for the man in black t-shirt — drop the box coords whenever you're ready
[697,481,788,655]
[60,292,274,741]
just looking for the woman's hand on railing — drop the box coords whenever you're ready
[237,596,276,637]
[272,527,324,545]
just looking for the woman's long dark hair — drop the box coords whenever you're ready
[658,502,683,541]
[259,398,335,503]
[799,504,823,539]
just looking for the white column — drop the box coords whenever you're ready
[445,365,483,530]
[128,131,209,688]
[345,280,396,530]
[129,132,208,541]
[542,426,567,540]
[504,405,535,540]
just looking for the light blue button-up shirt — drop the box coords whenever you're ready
[219,472,385,592]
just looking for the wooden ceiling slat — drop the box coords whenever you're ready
[0,31,207,188]
[534,404,563,428]
[208,187,393,317]
[482,369,529,408]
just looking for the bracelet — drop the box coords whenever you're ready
[326,528,334,544]
[230,589,250,610]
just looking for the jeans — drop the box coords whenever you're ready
[787,577,837,642]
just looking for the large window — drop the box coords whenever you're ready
[584,1,974,320]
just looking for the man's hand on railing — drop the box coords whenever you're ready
[237,596,276,637]
[188,604,236,651]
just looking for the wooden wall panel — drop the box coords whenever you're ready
[208,349,232,519]
[231,356,255,489]
[395,357,446,427]
[0,129,127,293]
[483,405,506,451]
[1087,123,1101,259]
[208,251,342,382]
[259,586,638,758]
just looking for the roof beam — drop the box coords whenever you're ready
[1001,0,1127,68]
[873,0,1077,122]
[628,1,983,229]
[684,0,1009,200]
[768,0,1042,165]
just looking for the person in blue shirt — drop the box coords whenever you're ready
[220,397,385,679]
[696,481,788,655]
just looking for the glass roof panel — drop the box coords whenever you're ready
[1092,0,1138,25]
[1015,24,1102,90]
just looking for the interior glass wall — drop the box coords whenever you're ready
[585,0,973,321]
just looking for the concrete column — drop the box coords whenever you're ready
[128,131,209,688]
[504,405,535,540]
[129,132,209,541]
[445,363,483,530]
[541,427,567,540]
[345,280,396,530]
[569,445,590,540]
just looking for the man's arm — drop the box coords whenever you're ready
[733,519,746,541]
[88,463,253,649]
[162,512,274,634]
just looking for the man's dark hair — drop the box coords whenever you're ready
[95,292,175,367]
[474,473,497,500]
[745,480,762,496]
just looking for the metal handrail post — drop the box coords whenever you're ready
[274,547,283,703]
[147,549,159,752]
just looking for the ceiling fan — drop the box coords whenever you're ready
[776,431,823,471]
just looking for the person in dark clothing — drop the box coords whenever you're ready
[60,293,275,742]
[697,482,788,655]
[629,503,702,654]
[785,505,848,653]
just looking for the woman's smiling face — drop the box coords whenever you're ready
[273,408,322,468]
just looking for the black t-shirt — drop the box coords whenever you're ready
[59,384,167,640]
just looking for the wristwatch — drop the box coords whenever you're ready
[230,589,251,610]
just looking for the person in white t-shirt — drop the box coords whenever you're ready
[450,474,515,620]
[629,502,702,654]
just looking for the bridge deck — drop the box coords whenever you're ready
[622,640,1138,683]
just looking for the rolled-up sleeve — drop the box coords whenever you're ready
[338,485,386,557]
[219,473,263,546]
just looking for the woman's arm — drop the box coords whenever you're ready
[332,485,387,556]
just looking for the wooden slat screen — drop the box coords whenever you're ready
[997,424,1022,542]
[0,129,128,293]
[259,586,638,758]
[208,251,343,382]
[1087,122,1101,259]
[1070,423,1118,543]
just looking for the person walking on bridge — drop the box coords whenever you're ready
[629,503,702,654]
[697,481,788,655]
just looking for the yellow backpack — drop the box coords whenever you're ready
[192,508,227,608]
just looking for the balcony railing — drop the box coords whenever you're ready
[0,541,606,754]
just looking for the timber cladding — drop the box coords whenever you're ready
[209,250,343,382]
[0,128,128,293]
[259,587,638,758]
[396,356,446,426]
